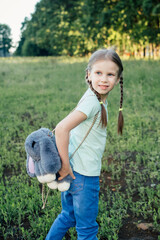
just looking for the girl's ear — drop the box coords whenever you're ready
[88,70,92,81]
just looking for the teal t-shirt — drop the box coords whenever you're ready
[69,88,108,176]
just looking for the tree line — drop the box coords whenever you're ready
[8,0,160,57]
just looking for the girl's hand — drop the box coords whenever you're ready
[58,164,75,181]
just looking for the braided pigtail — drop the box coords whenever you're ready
[118,76,124,135]
[85,70,107,128]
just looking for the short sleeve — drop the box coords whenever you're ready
[76,95,100,119]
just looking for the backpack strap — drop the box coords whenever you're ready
[69,111,99,160]
[51,94,100,156]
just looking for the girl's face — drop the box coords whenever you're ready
[88,59,120,101]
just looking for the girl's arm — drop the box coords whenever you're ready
[55,110,87,180]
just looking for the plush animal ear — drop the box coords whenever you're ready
[39,136,61,174]
[26,153,36,177]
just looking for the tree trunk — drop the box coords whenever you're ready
[143,47,146,58]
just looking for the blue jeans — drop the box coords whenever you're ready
[46,171,100,240]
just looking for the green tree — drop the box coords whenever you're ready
[0,24,12,56]
[16,0,160,57]
[142,0,160,44]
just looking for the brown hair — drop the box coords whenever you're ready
[85,48,124,134]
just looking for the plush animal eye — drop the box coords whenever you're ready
[32,141,36,148]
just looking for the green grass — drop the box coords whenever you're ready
[0,57,160,239]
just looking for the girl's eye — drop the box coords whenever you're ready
[108,73,114,77]
[96,72,102,75]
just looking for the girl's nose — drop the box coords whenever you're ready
[101,75,108,82]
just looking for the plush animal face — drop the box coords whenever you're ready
[25,128,61,179]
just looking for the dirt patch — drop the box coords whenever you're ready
[100,171,159,240]
[118,216,158,240]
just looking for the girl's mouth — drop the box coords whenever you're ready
[99,85,109,90]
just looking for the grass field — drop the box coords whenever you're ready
[0,57,160,240]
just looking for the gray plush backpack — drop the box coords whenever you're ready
[25,128,72,192]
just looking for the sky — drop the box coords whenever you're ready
[0,0,40,52]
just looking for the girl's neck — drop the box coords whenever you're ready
[100,93,109,103]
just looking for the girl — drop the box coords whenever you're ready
[46,48,124,240]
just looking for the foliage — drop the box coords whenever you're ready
[15,0,160,56]
[0,24,12,56]
[0,57,160,239]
